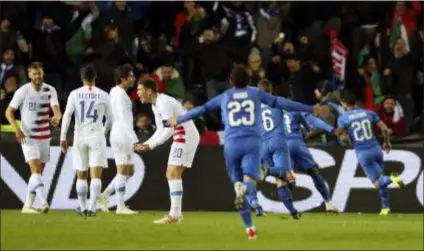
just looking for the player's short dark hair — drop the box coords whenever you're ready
[114,64,134,84]
[231,64,249,88]
[80,64,97,82]
[258,79,272,93]
[340,89,357,105]
[139,78,158,92]
[28,62,43,70]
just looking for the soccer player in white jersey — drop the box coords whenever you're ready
[60,65,113,217]
[5,62,62,214]
[99,64,138,215]
[136,78,200,224]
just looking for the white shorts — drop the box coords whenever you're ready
[110,133,134,166]
[21,138,50,163]
[73,134,108,171]
[168,138,199,168]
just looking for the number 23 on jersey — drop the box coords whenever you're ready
[227,100,255,127]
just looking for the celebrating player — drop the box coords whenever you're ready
[99,64,138,215]
[169,65,327,240]
[337,89,405,215]
[60,65,113,217]
[135,78,200,224]
[5,62,62,214]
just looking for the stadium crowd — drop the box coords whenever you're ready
[0,1,423,145]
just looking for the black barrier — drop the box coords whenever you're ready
[0,141,423,213]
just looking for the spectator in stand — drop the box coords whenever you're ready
[151,58,185,101]
[0,75,19,126]
[189,26,232,100]
[0,18,30,66]
[357,55,385,110]
[375,96,406,137]
[221,2,256,64]
[247,48,265,86]
[389,1,421,52]
[135,34,161,72]
[98,0,134,53]
[383,38,417,132]
[135,112,155,137]
[1,48,26,86]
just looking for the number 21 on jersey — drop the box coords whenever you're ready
[79,100,98,123]
[228,100,255,127]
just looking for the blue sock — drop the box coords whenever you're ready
[378,187,390,209]
[268,167,286,180]
[277,185,297,214]
[239,200,253,228]
[243,181,259,209]
[378,175,392,188]
[311,175,330,203]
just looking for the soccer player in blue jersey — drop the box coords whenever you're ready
[337,89,405,215]
[284,110,342,213]
[255,79,300,219]
[169,65,327,240]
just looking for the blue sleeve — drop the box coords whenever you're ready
[176,95,221,124]
[337,115,346,129]
[258,90,313,113]
[304,113,334,133]
[369,111,381,124]
[325,101,345,114]
[297,113,311,131]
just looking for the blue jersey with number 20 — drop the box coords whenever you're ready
[337,108,381,151]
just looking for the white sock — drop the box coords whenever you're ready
[24,175,37,208]
[76,179,88,211]
[88,178,102,212]
[103,176,116,197]
[114,174,127,210]
[29,173,47,205]
[168,179,183,218]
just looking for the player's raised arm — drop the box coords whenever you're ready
[257,90,315,114]
[5,87,25,143]
[49,87,62,127]
[173,94,222,126]
[303,113,334,133]
[60,92,76,143]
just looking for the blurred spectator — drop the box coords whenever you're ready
[389,1,421,51]
[0,75,19,124]
[0,18,30,63]
[383,38,417,132]
[357,55,385,110]
[183,97,206,134]
[135,34,161,72]
[247,49,265,86]
[375,95,406,136]
[151,59,185,101]
[135,112,155,137]
[221,2,256,64]
[1,48,26,86]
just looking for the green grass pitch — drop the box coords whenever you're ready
[1,210,423,250]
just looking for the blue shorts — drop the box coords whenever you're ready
[356,146,384,182]
[261,138,291,176]
[224,137,261,183]
[287,139,316,170]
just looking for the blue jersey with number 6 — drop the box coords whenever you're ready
[260,104,287,140]
[337,108,381,151]
[176,86,314,182]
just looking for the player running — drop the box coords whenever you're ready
[60,65,113,217]
[135,78,200,224]
[169,65,327,240]
[5,62,62,214]
[99,64,138,215]
[337,89,405,215]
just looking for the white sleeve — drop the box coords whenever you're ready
[49,87,60,108]
[144,101,174,149]
[103,95,114,133]
[9,87,25,109]
[60,92,76,141]
[116,92,139,143]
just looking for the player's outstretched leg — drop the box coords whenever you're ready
[99,176,116,213]
[276,179,300,220]
[244,179,265,216]
[22,161,49,214]
[88,167,103,217]
[235,181,257,240]
[373,173,405,215]
[306,166,338,213]
[76,171,89,217]
[154,166,184,224]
